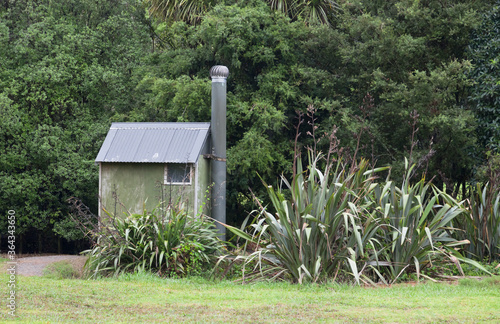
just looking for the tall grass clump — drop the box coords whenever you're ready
[456,182,500,262]
[365,161,478,283]
[220,156,491,284]
[43,261,81,279]
[83,205,224,278]
[220,153,387,284]
[454,153,500,263]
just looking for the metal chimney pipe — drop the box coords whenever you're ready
[210,65,229,238]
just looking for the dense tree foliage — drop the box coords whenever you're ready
[1,0,498,250]
[146,0,339,25]
[0,0,151,250]
[469,2,500,152]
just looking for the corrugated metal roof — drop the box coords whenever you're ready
[95,122,210,163]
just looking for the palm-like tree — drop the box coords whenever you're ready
[270,0,339,26]
[146,0,339,26]
[147,0,216,25]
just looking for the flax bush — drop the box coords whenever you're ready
[219,154,387,283]
[455,183,500,262]
[83,205,224,278]
[220,157,490,284]
[363,161,480,284]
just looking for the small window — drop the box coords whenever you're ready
[164,164,192,185]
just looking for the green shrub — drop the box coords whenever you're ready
[83,205,224,278]
[43,261,80,279]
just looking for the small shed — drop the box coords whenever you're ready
[95,122,212,218]
[95,65,229,236]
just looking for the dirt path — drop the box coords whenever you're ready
[14,255,87,277]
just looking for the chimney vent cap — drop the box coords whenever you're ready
[210,65,229,79]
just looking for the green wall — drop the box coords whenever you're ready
[100,163,164,217]
[99,158,211,219]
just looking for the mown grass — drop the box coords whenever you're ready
[1,272,499,323]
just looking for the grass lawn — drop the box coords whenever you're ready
[1,268,499,323]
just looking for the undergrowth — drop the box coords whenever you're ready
[42,261,80,279]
